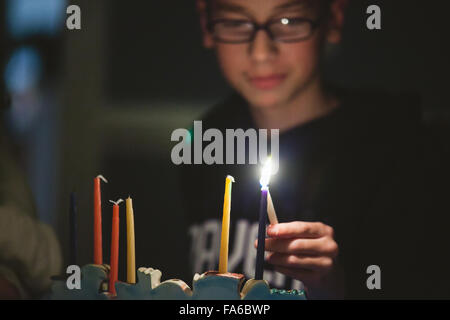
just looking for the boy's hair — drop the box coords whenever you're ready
[204,0,335,18]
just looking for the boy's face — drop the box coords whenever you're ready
[201,0,344,110]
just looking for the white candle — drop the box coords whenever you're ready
[267,191,278,225]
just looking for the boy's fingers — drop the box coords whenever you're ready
[266,252,334,271]
[263,238,338,257]
[267,222,333,239]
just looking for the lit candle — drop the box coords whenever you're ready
[255,158,273,280]
[109,199,123,296]
[126,197,136,284]
[93,175,108,265]
[69,192,77,266]
[219,175,235,274]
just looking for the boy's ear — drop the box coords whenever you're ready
[325,0,348,44]
[197,0,215,49]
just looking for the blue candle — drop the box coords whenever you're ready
[255,187,268,280]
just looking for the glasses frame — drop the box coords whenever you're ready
[207,17,323,44]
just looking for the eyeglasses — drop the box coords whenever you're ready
[207,17,322,44]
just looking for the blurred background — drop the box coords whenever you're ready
[0,0,449,283]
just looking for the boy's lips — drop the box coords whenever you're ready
[248,74,287,90]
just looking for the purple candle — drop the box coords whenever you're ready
[255,157,273,280]
[255,187,268,280]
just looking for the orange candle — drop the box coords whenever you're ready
[109,199,123,296]
[93,175,107,265]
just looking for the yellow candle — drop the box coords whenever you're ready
[219,175,235,273]
[126,197,136,284]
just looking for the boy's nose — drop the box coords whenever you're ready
[248,30,277,63]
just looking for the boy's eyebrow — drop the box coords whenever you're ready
[213,0,309,16]
[212,1,253,16]
[274,0,309,11]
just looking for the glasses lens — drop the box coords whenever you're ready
[212,20,254,42]
[270,18,313,42]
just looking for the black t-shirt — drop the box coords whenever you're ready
[179,89,449,299]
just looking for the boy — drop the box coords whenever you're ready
[181,0,448,299]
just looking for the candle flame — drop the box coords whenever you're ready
[260,157,273,189]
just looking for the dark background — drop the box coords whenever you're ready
[1,0,449,285]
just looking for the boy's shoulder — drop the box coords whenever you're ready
[341,88,422,120]
[199,88,423,131]
[336,88,423,134]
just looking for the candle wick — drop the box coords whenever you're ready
[109,199,124,205]
[227,175,235,183]
[97,175,108,183]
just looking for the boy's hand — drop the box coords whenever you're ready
[255,222,338,288]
